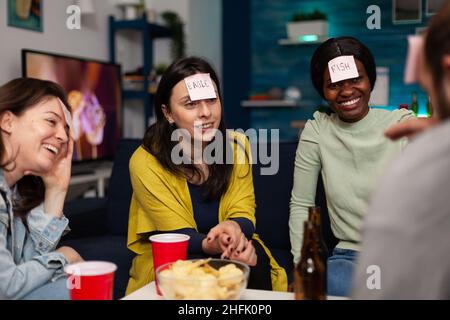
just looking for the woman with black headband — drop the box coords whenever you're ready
[289,37,414,296]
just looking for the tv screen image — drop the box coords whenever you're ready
[22,49,122,162]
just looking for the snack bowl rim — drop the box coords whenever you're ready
[155,258,250,282]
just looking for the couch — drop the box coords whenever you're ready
[61,139,336,299]
[252,142,337,282]
[60,139,140,300]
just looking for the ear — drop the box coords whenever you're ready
[0,111,15,135]
[161,104,175,124]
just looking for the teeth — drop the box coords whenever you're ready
[196,123,213,129]
[43,144,59,155]
[339,98,360,106]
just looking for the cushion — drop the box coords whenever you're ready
[62,198,108,240]
[106,139,142,236]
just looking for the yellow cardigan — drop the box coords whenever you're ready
[125,132,287,295]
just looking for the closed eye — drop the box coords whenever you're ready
[185,101,199,108]
[46,119,57,126]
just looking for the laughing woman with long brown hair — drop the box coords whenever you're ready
[0,78,83,300]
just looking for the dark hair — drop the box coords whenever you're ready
[143,57,234,201]
[0,78,71,218]
[310,36,377,98]
[424,1,450,119]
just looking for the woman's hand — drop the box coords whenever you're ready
[385,117,439,141]
[56,246,84,264]
[220,232,247,259]
[25,139,74,218]
[230,239,257,266]
[42,138,74,193]
[201,234,223,256]
[203,221,246,257]
[206,220,244,255]
[202,232,236,256]
[24,138,74,191]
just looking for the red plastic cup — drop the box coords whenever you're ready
[65,261,117,300]
[149,234,190,295]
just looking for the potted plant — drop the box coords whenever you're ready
[161,11,185,60]
[286,9,328,40]
[155,63,168,76]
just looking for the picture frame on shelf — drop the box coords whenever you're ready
[392,0,422,24]
[426,0,446,16]
[8,0,43,32]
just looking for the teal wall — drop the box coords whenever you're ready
[250,0,433,141]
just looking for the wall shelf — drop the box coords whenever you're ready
[111,19,171,38]
[241,100,301,108]
[109,14,171,128]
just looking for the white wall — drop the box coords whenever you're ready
[145,0,222,77]
[0,0,222,138]
[188,0,222,79]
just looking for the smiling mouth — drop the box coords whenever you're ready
[43,144,59,155]
[337,97,361,109]
[194,123,214,130]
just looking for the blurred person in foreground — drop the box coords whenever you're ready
[353,0,450,299]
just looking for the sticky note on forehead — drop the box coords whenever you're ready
[184,73,217,101]
[328,55,359,83]
[58,98,72,128]
[404,35,424,84]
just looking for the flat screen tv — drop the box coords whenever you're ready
[22,49,122,163]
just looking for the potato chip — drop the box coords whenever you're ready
[157,259,248,300]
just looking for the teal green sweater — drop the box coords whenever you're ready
[289,108,413,264]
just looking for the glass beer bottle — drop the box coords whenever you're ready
[308,206,329,267]
[294,221,326,300]
[426,95,433,118]
[411,91,419,117]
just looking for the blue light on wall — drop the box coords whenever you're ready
[299,35,318,42]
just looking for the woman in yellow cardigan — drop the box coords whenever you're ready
[126,57,287,295]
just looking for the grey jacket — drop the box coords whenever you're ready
[352,120,450,299]
[0,170,69,300]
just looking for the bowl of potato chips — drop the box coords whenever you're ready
[155,258,250,300]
